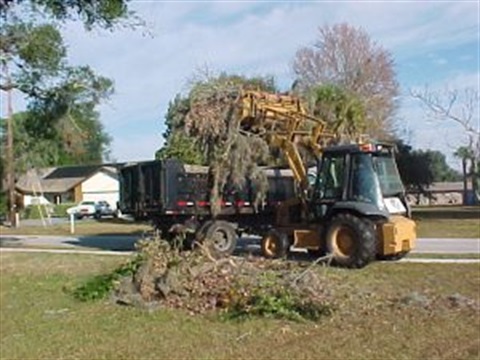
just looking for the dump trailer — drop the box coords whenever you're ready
[119,159,296,252]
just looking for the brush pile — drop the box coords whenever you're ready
[109,237,335,320]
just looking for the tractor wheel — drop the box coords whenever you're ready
[326,213,376,268]
[261,229,289,259]
[201,221,237,258]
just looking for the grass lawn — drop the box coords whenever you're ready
[0,218,151,236]
[415,218,480,238]
[1,253,479,360]
[413,206,480,238]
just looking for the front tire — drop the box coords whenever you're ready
[261,229,289,259]
[326,213,376,268]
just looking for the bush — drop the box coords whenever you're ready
[21,203,76,219]
[222,275,334,322]
[52,203,75,217]
[21,205,49,220]
[73,256,143,301]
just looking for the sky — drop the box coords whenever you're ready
[10,1,480,169]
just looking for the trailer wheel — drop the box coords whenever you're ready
[261,229,289,259]
[202,221,237,258]
[196,221,213,243]
[326,213,376,268]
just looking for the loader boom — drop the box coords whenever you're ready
[239,90,359,193]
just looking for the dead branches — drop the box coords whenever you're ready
[185,77,270,216]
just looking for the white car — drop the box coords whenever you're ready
[66,201,100,219]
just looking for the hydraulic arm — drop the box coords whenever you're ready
[239,91,338,192]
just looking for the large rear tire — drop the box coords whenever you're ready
[326,213,376,268]
[261,229,289,259]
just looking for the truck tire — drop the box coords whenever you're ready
[326,213,376,268]
[261,229,289,259]
[201,221,237,258]
[195,220,213,243]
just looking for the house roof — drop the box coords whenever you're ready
[45,165,103,179]
[16,164,120,194]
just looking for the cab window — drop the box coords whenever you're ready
[318,155,345,199]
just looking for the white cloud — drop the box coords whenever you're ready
[54,1,479,162]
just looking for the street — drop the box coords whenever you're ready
[1,234,479,254]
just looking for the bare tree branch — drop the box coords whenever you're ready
[411,85,480,202]
[411,86,480,138]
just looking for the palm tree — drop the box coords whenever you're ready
[454,146,473,205]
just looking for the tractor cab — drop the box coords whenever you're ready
[312,142,410,219]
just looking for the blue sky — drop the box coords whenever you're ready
[13,1,480,169]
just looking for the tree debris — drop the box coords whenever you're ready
[107,237,334,321]
[185,77,271,216]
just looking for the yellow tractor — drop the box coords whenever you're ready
[239,91,416,268]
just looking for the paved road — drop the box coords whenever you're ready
[1,234,479,254]
[413,238,480,254]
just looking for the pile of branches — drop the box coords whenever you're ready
[101,237,335,321]
[185,78,270,216]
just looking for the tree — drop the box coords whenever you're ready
[292,23,399,138]
[411,87,479,204]
[155,95,204,164]
[184,73,274,216]
[424,150,460,182]
[24,66,114,164]
[157,73,277,165]
[395,141,434,200]
[0,1,132,30]
[311,84,366,139]
[395,140,460,203]
[0,0,136,222]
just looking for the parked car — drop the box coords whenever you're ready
[66,201,99,219]
[96,200,116,218]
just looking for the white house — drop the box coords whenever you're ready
[16,164,121,210]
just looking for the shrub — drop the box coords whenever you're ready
[73,256,143,301]
[52,203,76,217]
[21,203,76,219]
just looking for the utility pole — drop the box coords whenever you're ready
[2,60,16,227]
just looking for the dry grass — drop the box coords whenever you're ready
[1,253,479,360]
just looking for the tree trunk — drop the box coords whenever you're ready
[462,159,468,205]
[471,158,479,205]
[3,61,17,227]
